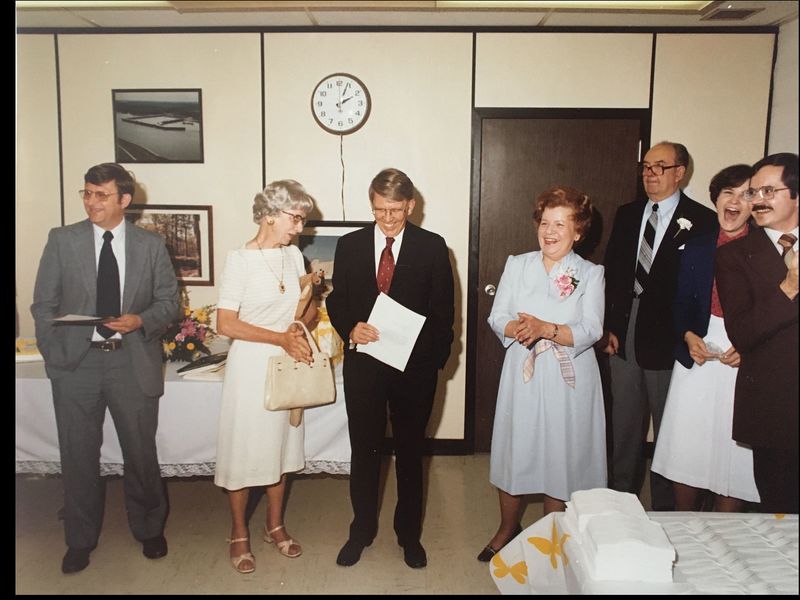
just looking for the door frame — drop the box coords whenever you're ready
[465,107,652,451]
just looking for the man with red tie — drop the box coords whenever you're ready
[326,168,455,568]
[715,152,799,513]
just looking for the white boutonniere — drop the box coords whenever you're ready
[673,217,693,238]
[553,265,579,299]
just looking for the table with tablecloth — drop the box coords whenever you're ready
[16,342,351,477]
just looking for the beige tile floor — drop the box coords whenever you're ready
[15,455,652,595]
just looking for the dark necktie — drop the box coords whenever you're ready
[96,230,120,339]
[376,237,395,294]
[634,203,658,296]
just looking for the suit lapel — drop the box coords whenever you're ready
[391,222,417,294]
[123,221,145,313]
[746,228,787,286]
[73,220,98,301]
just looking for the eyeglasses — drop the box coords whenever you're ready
[281,210,307,226]
[640,164,681,176]
[742,186,790,202]
[79,190,119,201]
[372,207,406,219]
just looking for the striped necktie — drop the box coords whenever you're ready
[633,203,658,296]
[778,233,797,267]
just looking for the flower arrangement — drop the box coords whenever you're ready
[554,266,580,299]
[162,289,216,362]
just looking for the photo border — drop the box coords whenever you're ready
[112,88,204,164]
[125,204,214,286]
[296,220,372,278]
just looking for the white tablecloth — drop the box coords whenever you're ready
[491,511,799,595]
[15,360,351,477]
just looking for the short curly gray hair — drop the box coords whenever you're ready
[253,180,315,224]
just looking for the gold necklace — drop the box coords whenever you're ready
[256,242,285,294]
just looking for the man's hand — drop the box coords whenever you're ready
[105,314,143,334]
[781,250,799,299]
[602,331,619,355]
[349,322,380,345]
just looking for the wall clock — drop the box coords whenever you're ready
[311,73,371,135]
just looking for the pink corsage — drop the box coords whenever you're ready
[554,267,579,299]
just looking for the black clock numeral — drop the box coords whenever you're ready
[316,101,323,107]
[338,121,344,127]
[320,91,327,97]
[326,82,333,89]
[355,111,361,116]
[328,118,333,124]
[336,80,343,86]
[358,100,363,106]
[355,90,361,96]
[320,111,326,117]
[348,118,354,124]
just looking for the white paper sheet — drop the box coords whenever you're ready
[356,292,425,372]
[53,314,113,325]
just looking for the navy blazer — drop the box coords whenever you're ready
[672,228,718,369]
[604,191,718,369]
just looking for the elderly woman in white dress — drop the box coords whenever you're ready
[214,180,319,574]
[478,186,606,563]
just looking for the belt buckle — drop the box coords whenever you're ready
[100,341,114,352]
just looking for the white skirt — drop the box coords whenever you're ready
[651,315,760,502]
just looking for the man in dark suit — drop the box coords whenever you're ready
[715,152,799,513]
[602,141,717,510]
[326,167,455,568]
[31,163,180,573]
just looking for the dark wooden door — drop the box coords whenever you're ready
[472,112,647,452]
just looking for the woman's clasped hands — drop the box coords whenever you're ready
[514,312,547,347]
[282,323,313,364]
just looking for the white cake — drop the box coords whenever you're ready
[565,488,676,584]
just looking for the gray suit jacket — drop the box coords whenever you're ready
[31,219,180,397]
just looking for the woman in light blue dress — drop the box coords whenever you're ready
[477,186,607,562]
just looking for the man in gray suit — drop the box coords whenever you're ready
[31,163,180,574]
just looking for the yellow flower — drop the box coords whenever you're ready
[168,342,176,350]
[186,342,195,350]
[184,307,191,317]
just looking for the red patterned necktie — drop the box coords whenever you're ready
[376,237,395,294]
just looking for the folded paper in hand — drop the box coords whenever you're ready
[53,314,114,326]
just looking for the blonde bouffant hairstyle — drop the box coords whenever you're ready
[533,186,593,240]
[252,179,315,224]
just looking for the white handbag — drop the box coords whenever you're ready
[264,321,335,426]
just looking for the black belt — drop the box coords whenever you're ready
[89,339,123,352]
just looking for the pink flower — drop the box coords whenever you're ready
[553,268,579,299]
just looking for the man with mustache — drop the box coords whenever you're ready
[715,152,799,514]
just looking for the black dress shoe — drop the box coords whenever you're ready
[142,535,168,559]
[400,540,427,569]
[476,523,523,562]
[62,548,91,574]
[336,538,371,566]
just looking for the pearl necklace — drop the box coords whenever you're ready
[256,242,285,294]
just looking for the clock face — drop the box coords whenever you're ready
[311,73,371,135]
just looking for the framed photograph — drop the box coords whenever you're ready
[112,88,204,163]
[125,204,214,286]
[296,220,371,296]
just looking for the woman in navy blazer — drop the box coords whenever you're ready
[651,164,760,511]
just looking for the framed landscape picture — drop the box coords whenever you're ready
[112,88,204,163]
[296,221,370,296]
[125,204,214,286]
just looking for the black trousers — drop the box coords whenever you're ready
[342,352,438,546]
[51,346,167,550]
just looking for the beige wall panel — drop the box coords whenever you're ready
[475,33,652,108]
[651,34,774,208]
[57,33,263,310]
[264,32,472,438]
[770,20,798,154]
[17,35,61,339]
